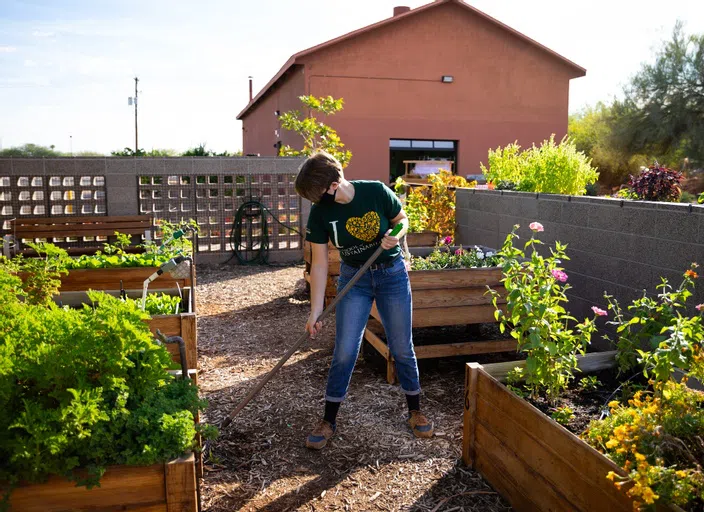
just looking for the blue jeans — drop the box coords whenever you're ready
[325,256,421,402]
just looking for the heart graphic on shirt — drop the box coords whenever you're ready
[346,211,380,242]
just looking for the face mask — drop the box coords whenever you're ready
[317,187,337,206]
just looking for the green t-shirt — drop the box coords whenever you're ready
[305,180,403,266]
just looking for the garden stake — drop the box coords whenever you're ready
[220,223,404,430]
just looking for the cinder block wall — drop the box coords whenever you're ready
[456,189,704,349]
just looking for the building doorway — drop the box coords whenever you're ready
[389,139,457,183]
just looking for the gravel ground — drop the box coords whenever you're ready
[196,263,513,512]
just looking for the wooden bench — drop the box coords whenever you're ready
[3,215,154,257]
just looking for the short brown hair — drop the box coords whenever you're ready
[294,152,344,203]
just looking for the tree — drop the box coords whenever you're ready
[278,95,352,167]
[181,144,241,157]
[0,144,63,157]
[569,104,651,187]
[612,22,704,168]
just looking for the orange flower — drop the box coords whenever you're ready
[685,269,698,279]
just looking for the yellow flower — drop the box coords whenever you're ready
[640,487,658,505]
[635,453,646,462]
[608,400,620,409]
[676,470,687,478]
[606,471,616,481]
[606,438,619,449]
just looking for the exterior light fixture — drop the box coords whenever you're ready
[441,75,454,83]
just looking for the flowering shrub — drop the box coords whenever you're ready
[394,170,475,237]
[489,223,600,403]
[628,164,683,202]
[604,264,703,383]
[409,244,500,271]
[584,382,704,510]
[480,135,599,195]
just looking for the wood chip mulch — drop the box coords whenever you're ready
[196,263,513,512]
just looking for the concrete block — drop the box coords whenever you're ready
[0,159,12,174]
[630,237,700,272]
[10,159,44,175]
[516,197,539,220]
[74,159,105,176]
[565,249,620,284]
[498,214,522,235]
[653,209,700,244]
[469,210,499,233]
[699,215,704,246]
[561,201,592,228]
[621,206,655,236]
[588,203,623,231]
[455,189,470,211]
[616,260,654,292]
[536,199,562,224]
[105,174,139,216]
[105,159,137,175]
[164,158,196,174]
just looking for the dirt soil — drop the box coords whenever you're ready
[525,368,648,436]
[196,263,515,512]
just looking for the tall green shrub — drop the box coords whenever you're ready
[481,135,599,195]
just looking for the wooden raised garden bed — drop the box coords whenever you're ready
[6,453,198,512]
[405,230,439,247]
[462,358,641,512]
[56,266,194,294]
[364,263,514,383]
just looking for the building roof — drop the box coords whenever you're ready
[237,0,586,120]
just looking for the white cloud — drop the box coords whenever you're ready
[0,46,17,53]
[24,59,37,67]
[32,31,55,38]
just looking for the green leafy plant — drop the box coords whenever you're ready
[578,375,602,392]
[505,367,527,398]
[410,243,500,271]
[584,382,704,510]
[550,406,574,425]
[278,95,352,167]
[604,264,701,382]
[698,192,704,204]
[136,293,183,316]
[0,280,215,504]
[488,223,600,403]
[65,219,198,270]
[628,164,683,202]
[0,242,69,306]
[481,135,599,195]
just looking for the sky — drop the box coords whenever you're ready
[1,0,703,155]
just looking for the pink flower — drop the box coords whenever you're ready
[696,304,704,312]
[551,269,568,283]
[529,222,544,232]
[592,306,607,317]
[455,248,464,255]
[443,236,453,245]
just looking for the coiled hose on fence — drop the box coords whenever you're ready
[229,200,301,265]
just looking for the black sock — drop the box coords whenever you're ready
[406,394,420,413]
[323,401,341,425]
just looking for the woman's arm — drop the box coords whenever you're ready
[306,242,329,337]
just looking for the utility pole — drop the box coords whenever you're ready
[134,77,139,154]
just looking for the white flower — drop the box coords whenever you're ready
[486,252,495,258]
[476,251,485,260]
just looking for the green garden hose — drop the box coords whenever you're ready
[229,200,302,265]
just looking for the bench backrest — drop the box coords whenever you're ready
[4,215,154,256]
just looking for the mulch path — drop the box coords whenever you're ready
[196,263,514,512]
